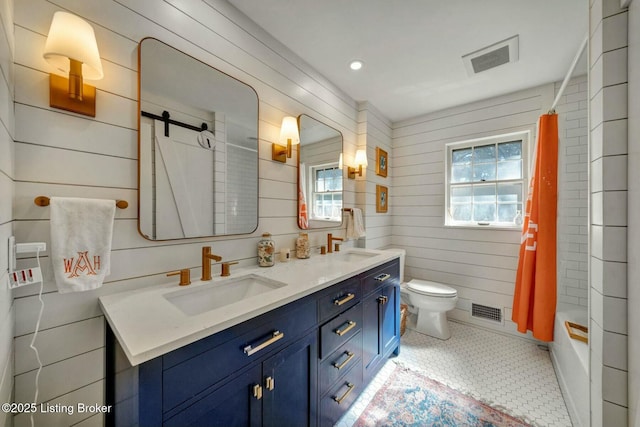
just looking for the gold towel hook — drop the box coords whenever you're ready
[34,196,128,209]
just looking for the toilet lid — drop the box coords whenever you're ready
[407,279,457,297]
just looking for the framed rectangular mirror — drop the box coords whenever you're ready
[138,38,259,240]
[297,114,344,229]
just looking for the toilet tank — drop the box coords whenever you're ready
[385,248,406,282]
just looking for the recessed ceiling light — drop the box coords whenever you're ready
[349,60,364,71]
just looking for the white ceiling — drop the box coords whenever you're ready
[227,0,588,122]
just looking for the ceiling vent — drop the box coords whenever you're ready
[462,35,519,76]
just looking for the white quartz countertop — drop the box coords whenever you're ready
[99,248,400,366]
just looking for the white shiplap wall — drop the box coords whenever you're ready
[389,82,588,335]
[358,102,393,250]
[0,0,14,426]
[12,1,361,426]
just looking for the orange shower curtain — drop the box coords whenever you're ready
[512,113,558,342]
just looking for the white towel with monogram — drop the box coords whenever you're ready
[50,197,116,293]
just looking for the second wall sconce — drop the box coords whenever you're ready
[43,11,104,117]
[348,149,368,179]
[272,116,300,162]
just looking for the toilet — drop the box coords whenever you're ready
[387,248,458,340]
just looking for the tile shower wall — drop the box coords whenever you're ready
[589,0,630,424]
[11,0,359,425]
[226,144,258,235]
[628,0,640,424]
[555,76,589,307]
[390,80,587,336]
[0,0,14,426]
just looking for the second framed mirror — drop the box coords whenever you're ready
[297,115,344,229]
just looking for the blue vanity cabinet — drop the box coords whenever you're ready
[107,295,318,427]
[361,260,401,382]
[106,257,401,427]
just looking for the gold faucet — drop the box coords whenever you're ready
[201,246,222,281]
[221,261,239,277]
[167,268,191,286]
[327,233,344,253]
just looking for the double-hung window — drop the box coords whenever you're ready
[310,163,342,221]
[445,131,530,228]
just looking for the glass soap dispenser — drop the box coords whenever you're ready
[258,233,275,267]
[296,232,310,259]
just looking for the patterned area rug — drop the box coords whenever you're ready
[353,365,532,427]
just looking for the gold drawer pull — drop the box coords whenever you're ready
[244,331,284,356]
[375,273,391,282]
[332,351,355,370]
[335,321,356,336]
[252,384,263,400]
[334,293,355,306]
[333,382,355,404]
[265,376,275,391]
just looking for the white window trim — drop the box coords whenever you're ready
[444,129,532,229]
[308,162,342,222]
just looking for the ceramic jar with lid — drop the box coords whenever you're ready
[296,232,310,259]
[258,233,275,267]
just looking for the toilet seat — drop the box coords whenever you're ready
[407,279,457,298]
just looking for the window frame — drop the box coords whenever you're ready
[444,129,531,229]
[308,162,343,222]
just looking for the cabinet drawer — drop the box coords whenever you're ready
[361,260,399,295]
[162,299,317,412]
[319,302,362,359]
[319,362,363,427]
[317,277,361,323]
[319,330,362,395]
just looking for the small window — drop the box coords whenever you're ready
[445,131,529,228]
[310,164,342,221]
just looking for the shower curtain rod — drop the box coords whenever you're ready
[549,33,588,114]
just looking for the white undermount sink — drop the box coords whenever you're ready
[164,274,287,316]
[335,250,379,263]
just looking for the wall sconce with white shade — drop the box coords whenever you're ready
[348,149,368,179]
[43,11,104,117]
[272,116,300,162]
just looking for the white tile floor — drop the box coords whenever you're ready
[336,321,573,427]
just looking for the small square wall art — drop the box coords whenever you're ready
[376,147,388,177]
[376,185,388,213]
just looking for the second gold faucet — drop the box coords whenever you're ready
[327,233,344,253]
[201,246,222,281]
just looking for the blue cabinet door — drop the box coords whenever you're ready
[362,284,400,381]
[380,284,400,357]
[263,330,318,427]
[362,291,381,377]
[164,364,262,427]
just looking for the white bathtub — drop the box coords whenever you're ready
[549,305,589,427]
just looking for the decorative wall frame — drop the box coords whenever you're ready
[376,185,388,213]
[376,147,388,177]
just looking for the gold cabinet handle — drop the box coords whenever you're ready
[335,321,356,336]
[265,376,275,391]
[374,273,391,282]
[377,295,389,305]
[244,331,284,356]
[252,384,263,400]
[332,351,355,370]
[334,293,355,306]
[333,382,355,404]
